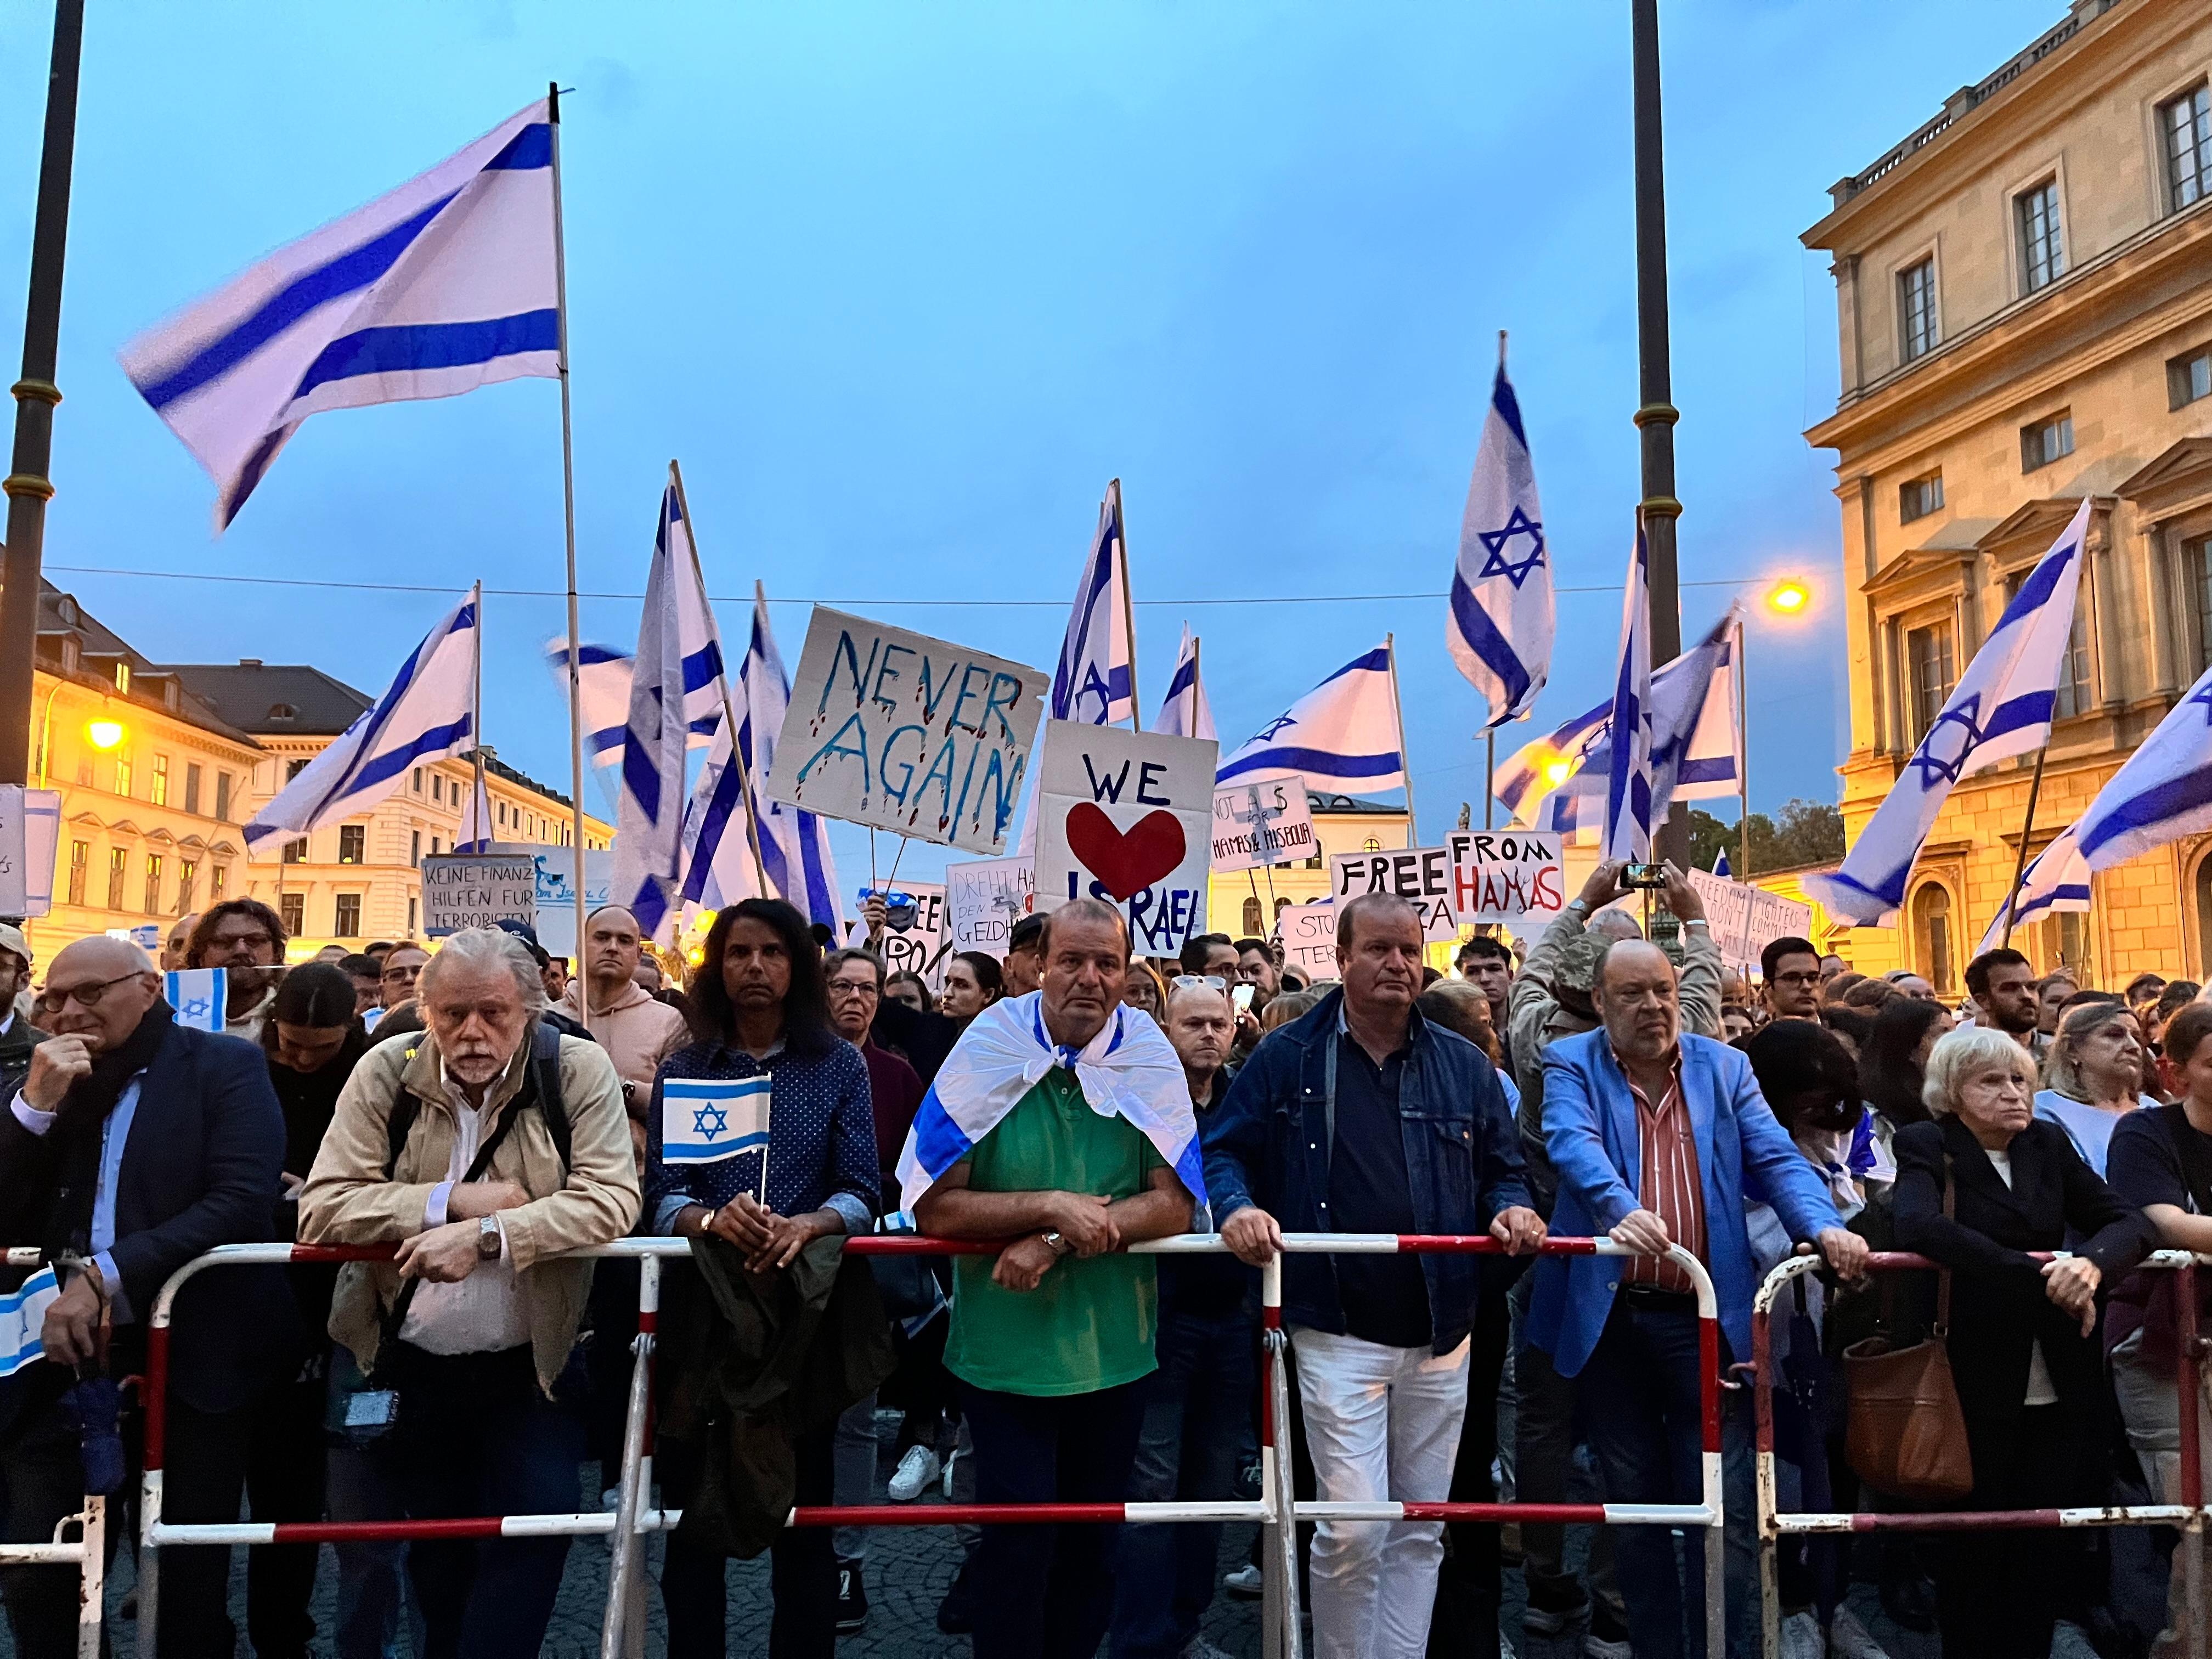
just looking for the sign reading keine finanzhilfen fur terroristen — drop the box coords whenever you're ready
[1444,830,1566,927]
[763,608,1048,855]
[1034,720,1216,956]
[1210,775,1316,873]
[420,853,540,936]
[1274,900,1338,980]
[946,857,1035,955]
[1328,846,1460,943]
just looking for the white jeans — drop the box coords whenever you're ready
[1291,1326,1471,1659]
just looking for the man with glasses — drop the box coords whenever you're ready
[163,911,201,972]
[1,935,296,1658]
[378,942,430,1010]
[0,923,42,1100]
[1759,938,1824,1023]
[187,897,291,1043]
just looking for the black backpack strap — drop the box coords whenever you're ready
[532,1020,571,1177]
[383,1044,426,1180]
[2159,1102,2212,1216]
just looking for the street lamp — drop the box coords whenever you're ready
[1733,579,1817,878]
[85,718,124,751]
[1768,578,1812,616]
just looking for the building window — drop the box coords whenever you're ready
[75,753,91,787]
[412,767,423,794]
[283,837,308,864]
[334,893,362,938]
[1906,623,1956,738]
[113,662,130,695]
[2042,910,2090,984]
[183,762,202,815]
[1242,896,1263,935]
[2021,411,2074,472]
[410,830,421,867]
[2171,345,2212,409]
[431,775,443,804]
[338,825,366,865]
[279,892,304,938]
[408,897,419,934]
[1899,472,1944,524]
[150,754,170,806]
[2193,536,2212,672]
[1362,836,1381,853]
[1898,258,1938,362]
[430,836,442,857]
[2016,180,2064,294]
[2160,83,2210,215]
[177,859,198,914]
[1910,883,1955,997]
[106,848,127,911]
[114,753,132,798]
[143,854,163,915]
[2007,569,2092,718]
[214,770,232,822]
[498,800,509,827]
[67,840,87,906]
[210,864,227,901]
[285,758,309,782]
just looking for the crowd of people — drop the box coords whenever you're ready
[2,866,2210,1659]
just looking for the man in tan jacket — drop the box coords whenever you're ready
[301,927,640,1659]
[560,905,690,1147]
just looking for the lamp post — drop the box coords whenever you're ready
[0,0,86,789]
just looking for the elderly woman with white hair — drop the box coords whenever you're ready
[2033,998,2158,1177]
[1892,1025,2157,1659]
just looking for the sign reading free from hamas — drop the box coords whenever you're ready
[763,608,1049,854]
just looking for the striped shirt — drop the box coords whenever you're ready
[1619,1047,1706,1293]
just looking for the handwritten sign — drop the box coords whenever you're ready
[1273,900,1339,979]
[876,882,950,990]
[0,786,59,917]
[1328,846,1460,943]
[1034,720,1217,956]
[1210,775,1316,873]
[531,848,616,957]
[946,856,1035,954]
[421,853,540,937]
[1686,870,1816,981]
[763,608,1047,854]
[1445,830,1566,927]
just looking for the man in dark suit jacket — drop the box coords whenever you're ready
[0,936,296,1659]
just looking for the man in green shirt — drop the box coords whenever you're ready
[915,896,1195,1659]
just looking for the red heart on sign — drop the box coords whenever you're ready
[1065,803,1187,902]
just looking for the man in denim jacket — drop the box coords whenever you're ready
[1205,893,1544,1659]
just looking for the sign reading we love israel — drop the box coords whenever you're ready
[1033,721,1217,957]
[660,1076,771,1166]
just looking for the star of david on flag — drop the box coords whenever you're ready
[1447,354,1554,727]
[1476,506,1547,586]
[163,968,229,1035]
[661,1075,772,1165]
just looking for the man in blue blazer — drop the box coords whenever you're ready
[1,935,297,1659]
[1526,936,1865,1659]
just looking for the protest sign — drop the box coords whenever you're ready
[1445,830,1566,928]
[1328,845,1459,943]
[1210,774,1316,873]
[946,856,1035,954]
[873,881,950,989]
[1274,900,1338,979]
[1033,720,1216,956]
[763,608,1047,855]
[0,786,59,917]
[1686,869,1816,980]
[421,852,540,936]
[531,847,616,957]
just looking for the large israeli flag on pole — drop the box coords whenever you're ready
[120,101,557,530]
[1601,525,1654,863]
[1217,646,1405,793]
[546,637,715,769]
[1447,354,1552,726]
[1155,625,1217,741]
[1804,499,2091,925]
[243,594,478,854]
[1977,825,2091,955]
[2076,656,2212,872]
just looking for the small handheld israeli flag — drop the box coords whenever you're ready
[661,1076,772,1165]
[164,968,228,1034]
[1,1267,60,1378]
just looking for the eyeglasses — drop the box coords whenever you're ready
[828,977,881,997]
[1171,974,1227,991]
[35,972,147,1017]
[208,929,274,953]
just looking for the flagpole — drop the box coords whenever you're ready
[1115,478,1142,732]
[1484,731,1496,831]
[667,459,773,900]
[1189,634,1201,735]
[548,82,591,1029]
[1385,633,1418,840]
[1999,747,2050,948]
[1736,616,1750,882]
[469,579,486,851]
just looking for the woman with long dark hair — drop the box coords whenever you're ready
[1858,996,1953,1162]
[644,899,879,1657]
[938,951,1004,1022]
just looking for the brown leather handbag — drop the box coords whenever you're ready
[1841,1156,1973,1501]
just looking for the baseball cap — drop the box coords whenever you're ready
[493,917,550,966]
[0,922,27,967]
[1008,912,1045,952]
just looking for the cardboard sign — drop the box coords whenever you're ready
[873,881,950,990]
[531,847,617,957]
[1328,846,1460,943]
[946,856,1036,954]
[421,853,540,937]
[1273,899,1339,980]
[1686,870,1816,981]
[0,786,60,917]
[763,608,1048,854]
[1210,775,1316,873]
[1445,830,1566,927]
[1034,720,1217,956]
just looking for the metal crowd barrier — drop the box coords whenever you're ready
[117,1232,1728,1659]
[0,1245,105,1659]
[1751,1249,2210,1659]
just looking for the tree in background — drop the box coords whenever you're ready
[1684,799,1844,878]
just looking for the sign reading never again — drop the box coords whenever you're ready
[1033,720,1217,956]
[763,608,1048,855]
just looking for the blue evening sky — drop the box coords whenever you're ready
[0,2,2049,887]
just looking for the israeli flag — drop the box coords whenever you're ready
[2076,654,2212,872]
[661,1076,771,1165]
[163,968,228,1034]
[244,594,477,854]
[119,101,558,531]
[1448,358,1553,726]
[1977,825,2091,955]
[1714,847,1732,878]
[545,639,676,769]
[895,993,1204,1213]
[1601,525,1654,864]
[1155,625,1217,741]
[1218,645,1406,793]
[454,770,494,854]
[1805,499,2090,925]
[0,1267,60,1379]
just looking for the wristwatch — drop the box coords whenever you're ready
[477,1215,503,1262]
[1041,1229,1073,1257]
